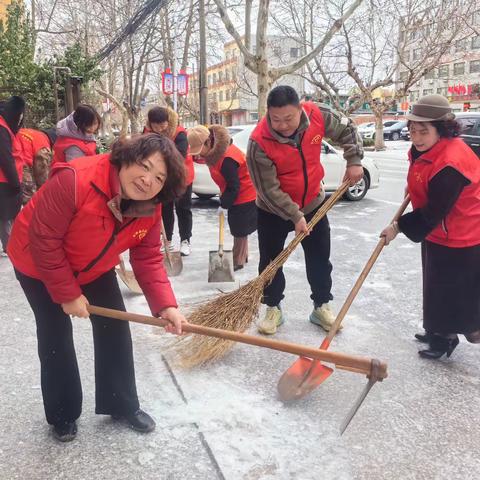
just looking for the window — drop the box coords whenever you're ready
[231,89,237,99]
[457,118,480,136]
[399,71,408,82]
[438,65,449,77]
[472,36,480,50]
[424,69,435,79]
[290,47,299,58]
[470,60,480,73]
[219,91,223,102]
[208,75,212,86]
[455,38,466,52]
[225,70,230,81]
[473,11,480,26]
[226,90,230,101]
[437,87,447,96]
[422,89,433,96]
[273,46,281,57]
[212,92,217,102]
[453,62,465,76]
[409,90,419,102]
[412,49,421,61]
[218,71,223,82]
[213,73,217,84]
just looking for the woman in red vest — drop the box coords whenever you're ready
[381,94,480,359]
[53,104,100,164]
[144,106,194,256]
[187,124,257,270]
[8,134,187,442]
[0,96,25,254]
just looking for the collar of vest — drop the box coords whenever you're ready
[409,138,450,164]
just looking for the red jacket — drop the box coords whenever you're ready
[52,136,97,164]
[407,137,480,248]
[17,128,51,168]
[175,125,194,186]
[0,115,23,183]
[8,154,177,313]
[250,102,325,208]
[208,144,256,205]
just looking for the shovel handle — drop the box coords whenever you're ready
[86,305,387,379]
[325,195,411,342]
[160,221,173,266]
[218,210,225,255]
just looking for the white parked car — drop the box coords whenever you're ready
[192,124,380,201]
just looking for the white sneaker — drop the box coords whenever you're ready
[180,240,191,256]
[309,303,341,332]
[257,306,284,335]
[0,251,8,258]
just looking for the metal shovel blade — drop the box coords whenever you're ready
[208,250,235,282]
[115,266,143,294]
[164,250,183,277]
[277,357,333,401]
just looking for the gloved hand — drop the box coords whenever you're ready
[217,206,228,217]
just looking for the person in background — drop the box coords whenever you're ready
[247,85,364,335]
[187,124,257,270]
[53,104,100,163]
[0,96,25,255]
[17,127,56,204]
[8,134,186,442]
[381,94,480,359]
[145,106,194,256]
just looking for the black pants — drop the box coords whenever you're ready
[257,206,333,307]
[15,269,139,426]
[162,184,193,242]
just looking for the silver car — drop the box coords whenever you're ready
[193,124,380,201]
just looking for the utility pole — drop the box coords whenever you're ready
[198,0,208,124]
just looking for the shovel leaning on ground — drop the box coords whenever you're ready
[277,196,411,413]
[115,256,143,294]
[86,305,388,433]
[161,222,183,277]
[208,210,234,283]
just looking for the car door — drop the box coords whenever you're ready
[321,141,344,190]
[457,117,480,158]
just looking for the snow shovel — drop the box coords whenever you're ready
[161,222,183,277]
[115,256,143,294]
[277,195,411,402]
[208,210,234,283]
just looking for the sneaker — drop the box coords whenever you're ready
[309,303,341,332]
[112,409,156,433]
[0,251,7,258]
[257,306,284,335]
[53,421,77,442]
[180,240,191,256]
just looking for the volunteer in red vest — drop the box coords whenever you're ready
[247,86,364,335]
[187,124,257,270]
[0,96,25,255]
[381,94,480,359]
[8,134,187,442]
[145,106,194,256]
[17,127,56,204]
[53,104,100,163]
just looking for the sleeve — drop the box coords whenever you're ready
[129,214,178,315]
[28,168,83,303]
[219,157,240,209]
[64,145,85,162]
[0,127,20,188]
[32,147,52,188]
[318,104,364,167]
[246,139,303,223]
[174,131,189,159]
[398,167,470,243]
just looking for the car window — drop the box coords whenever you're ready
[230,126,255,152]
[383,121,398,127]
[457,118,480,136]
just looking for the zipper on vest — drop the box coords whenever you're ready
[297,143,309,208]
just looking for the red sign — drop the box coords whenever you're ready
[162,69,174,95]
[177,71,189,96]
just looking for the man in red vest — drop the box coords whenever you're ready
[0,96,25,255]
[247,86,364,334]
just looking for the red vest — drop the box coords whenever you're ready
[174,125,194,186]
[17,128,51,168]
[407,137,480,248]
[52,136,97,164]
[250,102,325,208]
[208,144,256,205]
[0,115,23,183]
[8,154,162,284]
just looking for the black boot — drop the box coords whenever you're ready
[418,334,459,359]
[414,331,433,343]
[112,409,156,433]
[53,421,77,442]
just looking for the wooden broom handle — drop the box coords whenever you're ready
[218,210,225,254]
[86,305,388,379]
[323,195,411,346]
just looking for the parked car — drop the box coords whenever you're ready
[192,124,380,201]
[400,126,410,141]
[359,120,399,140]
[383,121,407,141]
[456,112,480,158]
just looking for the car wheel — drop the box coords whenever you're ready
[195,193,216,200]
[343,174,369,201]
[392,132,400,141]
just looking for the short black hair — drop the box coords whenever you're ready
[73,104,101,134]
[267,86,300,109]
[148,107,169,124]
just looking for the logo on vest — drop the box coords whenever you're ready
[311,134,322,145]
[133,229,148,241]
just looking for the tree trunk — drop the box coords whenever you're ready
[257,67,271,119]
[373,110,385,151]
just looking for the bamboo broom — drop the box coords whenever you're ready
[171,181,350,368]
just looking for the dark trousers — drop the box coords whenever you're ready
[257,206,333,307]
[0,219,13,252]
[162,184,193,242]
[15,269,139,426]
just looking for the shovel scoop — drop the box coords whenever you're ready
[208,210,234,283]
[116,257,143,294]
[161,222,183,277]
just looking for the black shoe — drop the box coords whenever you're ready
[112,409,156,433]
[414,331,433,343]
[53,421,77,442]
[418,335,459,359]
[233,264,244,271]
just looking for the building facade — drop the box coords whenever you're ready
[0,0,12,22]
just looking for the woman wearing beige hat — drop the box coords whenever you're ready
[381,94,480,359]
[187,125,257,270]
